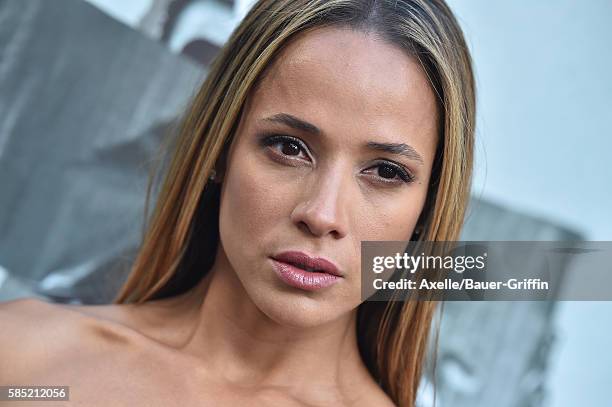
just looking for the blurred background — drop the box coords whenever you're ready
[0,0,610,406]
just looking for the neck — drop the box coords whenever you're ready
[178,245,370,392]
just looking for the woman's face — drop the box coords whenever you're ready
[217,26,439,328]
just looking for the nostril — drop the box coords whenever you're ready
[297,220,312,234]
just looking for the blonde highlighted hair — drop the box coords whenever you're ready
[115,1,475,405]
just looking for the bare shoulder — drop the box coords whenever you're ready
[0,296,148,342]
[0,296,129,331]
[0,297,140,382]
[0,297,76,336]
[0,298,75,381]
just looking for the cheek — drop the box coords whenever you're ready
[219,152,281,255]
[357,187,429,241]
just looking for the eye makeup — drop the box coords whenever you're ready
[364,160,415,185]
[256,132,417,186]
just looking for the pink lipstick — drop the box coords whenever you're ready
[270,251,342,291]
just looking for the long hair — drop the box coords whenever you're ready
[114,1,476,405]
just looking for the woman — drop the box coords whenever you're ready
[0,0,474,405]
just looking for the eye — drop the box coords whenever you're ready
[260,134,311,162]
[364,161,415,185]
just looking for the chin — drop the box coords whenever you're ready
[249,288,350,329]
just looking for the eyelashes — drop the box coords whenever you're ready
[258,133,416,185]
[368,160,415,184]
[259,134,310,161]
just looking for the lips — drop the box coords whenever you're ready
[271,251,342,277]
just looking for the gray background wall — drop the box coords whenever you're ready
[444,2,612,406]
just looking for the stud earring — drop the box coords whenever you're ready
[209,169,217,182]
[413,225,424,238]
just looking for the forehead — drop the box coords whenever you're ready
[247,26,439,155]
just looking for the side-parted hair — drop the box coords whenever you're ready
[115,1,475,405]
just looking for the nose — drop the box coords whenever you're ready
[290,168,350,239]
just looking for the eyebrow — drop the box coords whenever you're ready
[262,113,425,165]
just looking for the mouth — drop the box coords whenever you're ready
[271,250,343,277]
[269,254,343,291]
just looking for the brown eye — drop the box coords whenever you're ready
[377,164,398,179]
[364,161,415,185]
[281,140,301,156]
[259,134,312,162]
